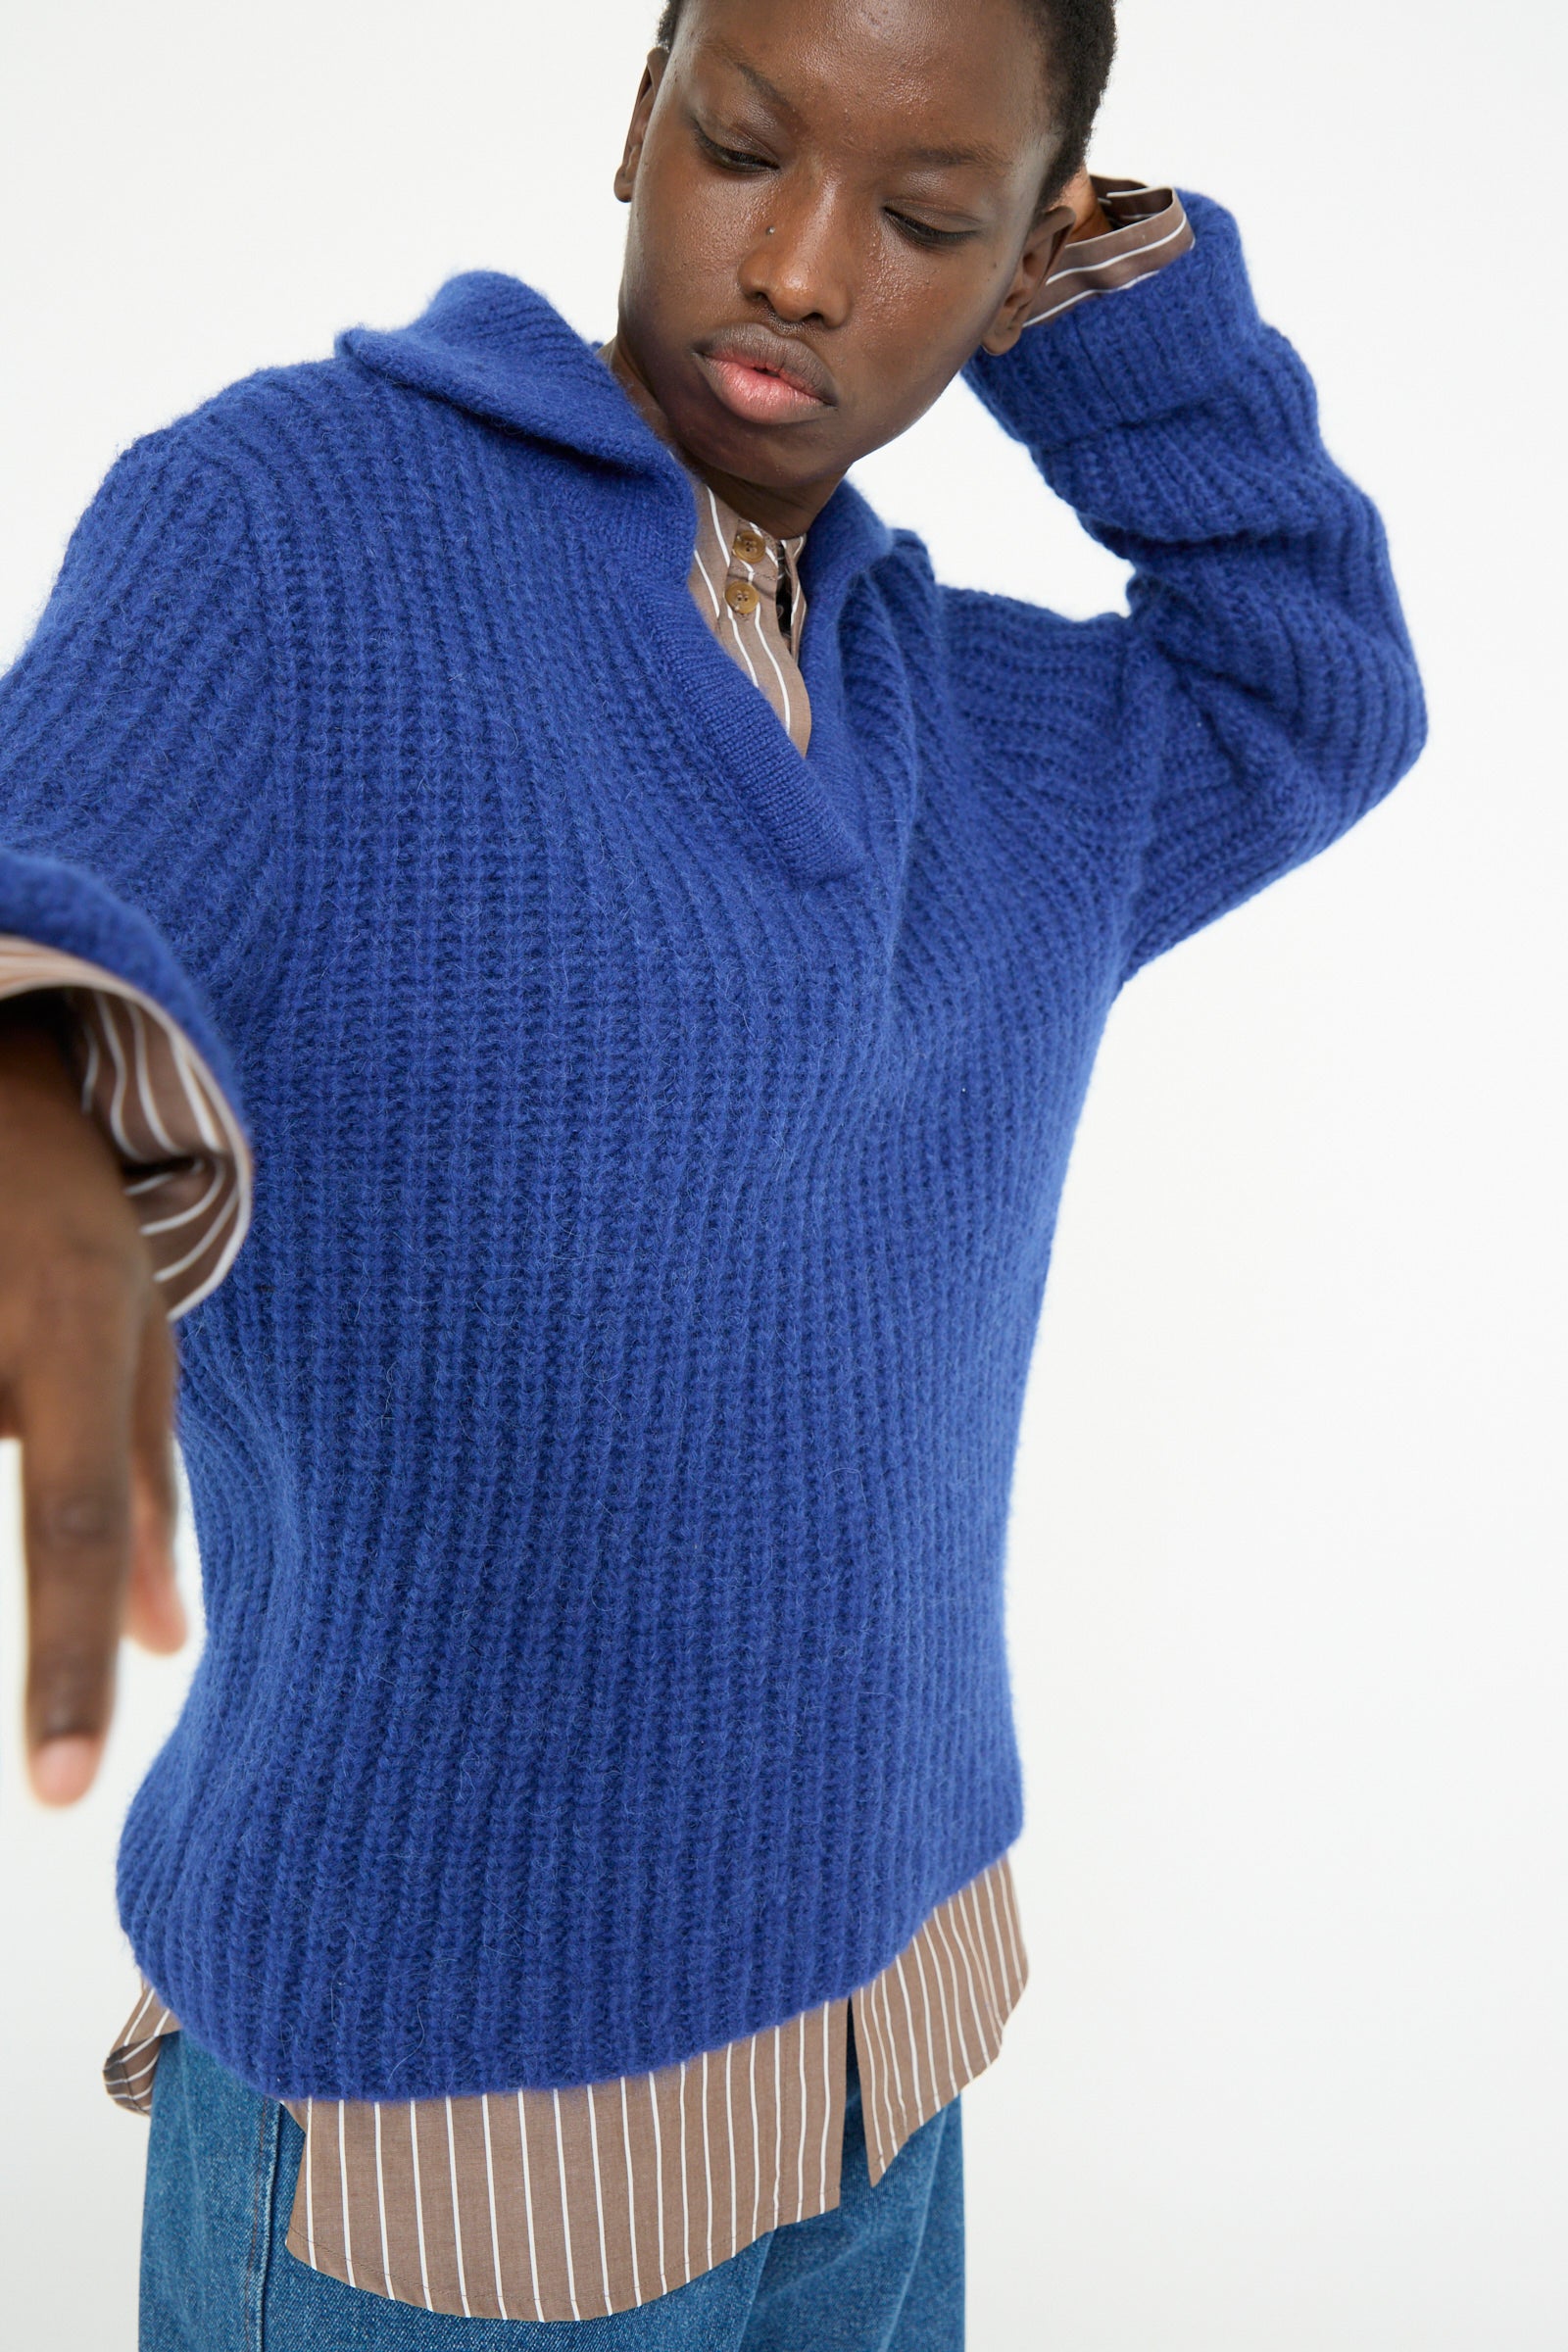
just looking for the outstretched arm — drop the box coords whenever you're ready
[0,423,269,1801]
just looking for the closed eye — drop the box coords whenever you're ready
[697,127,775,174]
[888,212,977,250]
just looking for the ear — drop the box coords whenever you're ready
[612,49,669,205]
[977,201,1077,356]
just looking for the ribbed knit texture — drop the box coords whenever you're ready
[0,194,1425,2103]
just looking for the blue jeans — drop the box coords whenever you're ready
[140,2020,964,2349]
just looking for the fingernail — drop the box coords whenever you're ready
[30,1736,100,1806]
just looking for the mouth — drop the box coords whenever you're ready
[693,326,837,426]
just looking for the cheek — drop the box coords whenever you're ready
[626,154,759,314]
[852,249,997,409]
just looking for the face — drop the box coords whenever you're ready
[612,0,1073,536]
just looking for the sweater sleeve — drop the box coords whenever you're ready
[957,189,1428,988]
[0,423,273,1307]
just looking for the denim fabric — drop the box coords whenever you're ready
[139,2021,963,2350]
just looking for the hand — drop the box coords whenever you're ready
[0,999,184,1807]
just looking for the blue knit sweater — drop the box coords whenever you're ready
[0,194,1425,2102]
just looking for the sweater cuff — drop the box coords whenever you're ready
[963,189,1264,454]
[0,933,252,1319]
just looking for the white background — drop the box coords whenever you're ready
[1,1,1564,2343]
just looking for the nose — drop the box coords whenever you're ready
[737,181,852,329]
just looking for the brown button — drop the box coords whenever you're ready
[724,579,760,616]
[732,529,766,562]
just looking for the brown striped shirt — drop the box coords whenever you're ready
[6,178,1188,2323]
[1025,177,1197,325]
[107,1853,1026,2323]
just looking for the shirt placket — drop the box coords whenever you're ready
[712,505,812,756]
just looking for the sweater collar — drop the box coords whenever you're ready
[339,270,898,887]
[337,271,892,602]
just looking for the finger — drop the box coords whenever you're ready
[124,1306,185,1654]
[21,1278,140,1804]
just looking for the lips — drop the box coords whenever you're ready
[694,324,838,425]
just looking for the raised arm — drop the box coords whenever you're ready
[957,187,1427,985]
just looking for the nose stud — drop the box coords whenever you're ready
[765,225,775,236]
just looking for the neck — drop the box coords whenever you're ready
[601,332,841,540]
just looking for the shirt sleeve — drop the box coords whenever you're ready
[1022,176,1197,330]
[0,947,250,1318]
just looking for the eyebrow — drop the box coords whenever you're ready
[729,58,1011,176]
[897,139,1012,173]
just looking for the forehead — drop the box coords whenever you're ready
[672,0,1054,162]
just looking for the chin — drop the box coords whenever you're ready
[674,371,840,477]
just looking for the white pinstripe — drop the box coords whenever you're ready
[748,2032,761,2248]
[125,1000,177,1154]
[112,2048,163,2093]
[169,1019,224,1152]
[677,2060,691,2283]
[444,2097,469,2314]
[706,487,762,692]
[552,2087,582,2319]
[817,2003,831,2210]
[963,1881,1004,2038]
[691,534,724,622]
[99,1002,135,1155]
[516,2093,546,2321]
[373,2100,395,2301]
[647,2075,669,2299]
[75,1014,101,1115]
[619,2076,643,2310]
[724,2041,738,2260]
[122,1985,157,2042]
[922,1911,962,2101]
[998,1861,1027,1994]
[1046,213,1191,285]
[983,1865,1019,2004]
[909,1932,947,2110]
[339,2101,357,2288]
[771,2028,783,2227]
[856,1990,886,2178]
[150,1179,241,1285]
[794,2019,808,2221]
[409,2103,434,2311]
[743,568,795,738]
[305,2097,318,2268]
[931,1897,981,2080]
[481,2093,510,2320]
[138,1160,226,1235]
[874,1969,908,2160]
[895,1949,924,2120]
[586,2082,613,2318]
[701,2049,714,2277]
